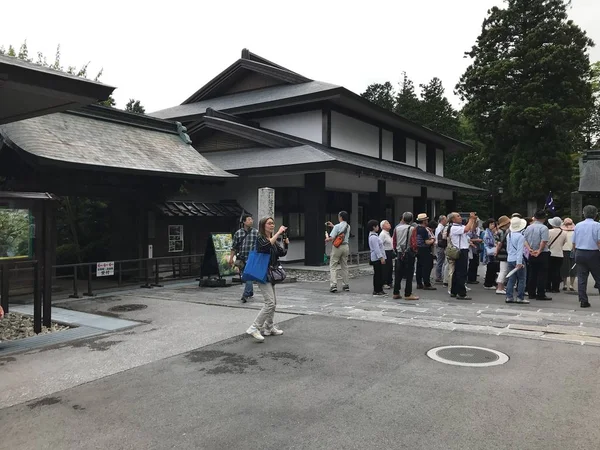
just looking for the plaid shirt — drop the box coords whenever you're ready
[231,227,258,261]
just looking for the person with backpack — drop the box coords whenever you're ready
[434,215,448,283]
[326,211,351,293]
[415,213,437,290]
[230,213,259,303]
[449,211,478,300]
[391,212,419,300]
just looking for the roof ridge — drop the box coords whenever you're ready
[240,49,305,78]
[67,104,182,136]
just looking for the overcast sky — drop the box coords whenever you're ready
[3,0,599,113]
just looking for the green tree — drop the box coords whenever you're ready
[457,0,594,210]
[418,77,460,139]
[394,72,422,122]
[586,61,600,148]
[125,99,146,114]
[361,82,396,111]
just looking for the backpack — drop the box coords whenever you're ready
[437,226,448,249]
[409,226,418,253]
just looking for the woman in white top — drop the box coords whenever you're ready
[560,218,576,291]
[547,217,567,293]
[379,220,394,289]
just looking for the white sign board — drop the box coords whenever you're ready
[96,261,115,277]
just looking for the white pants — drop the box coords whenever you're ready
[253,282,277,329]
[497,261,509,285]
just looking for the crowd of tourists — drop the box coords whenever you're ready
[361,206,600,308]
[230,205,600,342]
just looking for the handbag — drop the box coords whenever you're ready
[241,250,270,283]
[267,265,287,284]
[333,224,349,248]
[445,226,461,260]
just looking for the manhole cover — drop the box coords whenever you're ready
[427,346,509,367]
[108,304,148,312]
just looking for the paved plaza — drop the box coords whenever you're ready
[2,272,600,449]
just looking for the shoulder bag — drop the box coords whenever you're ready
[446,226,461,260]
[267,245,287,284]
[333,224,349,248]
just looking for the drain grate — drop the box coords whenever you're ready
[427,346,509,367]
[108,304,148,312]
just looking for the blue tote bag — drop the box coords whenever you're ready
[242,250,270,283]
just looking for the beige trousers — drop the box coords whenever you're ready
[444,257,456,287]
[253,282,277,329]
[330,244,350,288]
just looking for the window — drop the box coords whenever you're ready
[393,132,406,162]
[426,145,436,174]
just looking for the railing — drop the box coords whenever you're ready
[53,254,205,298]
[0,254,205,307]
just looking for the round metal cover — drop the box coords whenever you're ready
[108,304,148,312]
[427,346,509,367]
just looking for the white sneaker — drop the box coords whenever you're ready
[263,325,284,336]
[496,289,506,295]
[465,286,472,292]
[246,326,265,342]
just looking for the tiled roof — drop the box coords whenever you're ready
[0,105,234,179]
[158,201,247,217]
[149,81,340,120]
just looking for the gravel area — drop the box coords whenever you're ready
[285,268,373,282]
[0,313,69,341]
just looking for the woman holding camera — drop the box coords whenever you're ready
[246,217,289,342]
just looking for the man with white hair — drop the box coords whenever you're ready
[435,215,448,283]
[379,220,394,289]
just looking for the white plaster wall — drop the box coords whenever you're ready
[436,149,444,176]
[331,111,379,158]
[406,138,416,167]
[382,129,393,161]
[387,180,422,197]
[326,171,378,192]
[280,240,304,261]
[258,110,322,143]
[428,187,453,200]
[417,142,427,171]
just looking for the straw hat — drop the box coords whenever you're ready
[416,213,429,222]
[497,215,511,228]
[562,218,575,231]
[548,217,563,228]
[509,217,527,233]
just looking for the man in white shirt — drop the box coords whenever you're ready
[449,212,478,300]
[379,220,394,288]
[434,215,447,283]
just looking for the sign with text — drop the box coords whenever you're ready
[96,261,115,277]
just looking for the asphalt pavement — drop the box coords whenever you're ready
[2,315,600,450]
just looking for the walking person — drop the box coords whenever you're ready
[449,212,478,300]
[572,205,600,308]
[326,211,350,293]
[505,217,528,304]
[495,216,511,295]
[230,214,258,303]
[434,215,447,283]
[379,220,394,289]
[246,217,289,342]
[415,213,436,290]
[561,218,577,291]
[392,212,419,300]
[524,211,552,301]
[547,217,567,293]
[368,220,386,296]
[482,219,499,289]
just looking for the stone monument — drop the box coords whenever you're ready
[258,187,275,220]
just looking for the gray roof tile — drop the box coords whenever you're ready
[150,81,340,120]
[1,109,234,179]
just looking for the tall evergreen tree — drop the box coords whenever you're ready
[361,82,396,111]
[418,77,460,138]
[395,72,422,123]
[457,0,594,208]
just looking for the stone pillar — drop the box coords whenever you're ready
[350,192,359,254]
[527,200,538,217]
[258,187,275,220]
[571,192,583,221]
[304,173,326,266]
